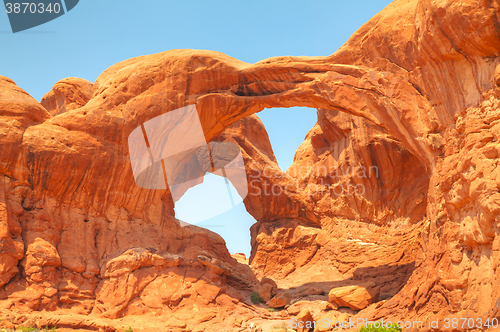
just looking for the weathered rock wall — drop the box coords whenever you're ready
[1,0,500,330]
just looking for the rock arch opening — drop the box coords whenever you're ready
[174,172,257,257]
[173,106,318,257]
[170,98,430,288]
[241,104,430,286]
[257,106,318,172]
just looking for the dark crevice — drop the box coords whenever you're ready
[411,82,424,97]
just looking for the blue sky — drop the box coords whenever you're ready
[1,0,393,257]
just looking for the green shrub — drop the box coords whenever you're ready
[42,326,57,332]
[16,327,38,332]
[358,324,402,332]
[250,291,263,304]
[125,327,133,332]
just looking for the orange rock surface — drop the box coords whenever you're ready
[1,0,500,331]
[328,283,380,310]
[40,78,93,117]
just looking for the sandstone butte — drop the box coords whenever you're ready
[1,0,500,331]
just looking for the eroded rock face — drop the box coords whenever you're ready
[295,309,314,332]
[0,0,500,330]
[291,109,429,225]
[0,177,23,288]
[360,89,500,324]
[0,78,263,330]
[40,78,93,116]
[0,76,49,289]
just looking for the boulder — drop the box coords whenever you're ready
[328,284,380,310]
[268,291,292,308]
[256,277,278,302]
[295,309,314,332]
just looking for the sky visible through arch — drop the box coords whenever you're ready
[175,106,318,257]
[1,0,393,257]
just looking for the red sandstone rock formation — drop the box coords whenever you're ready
[40,78,93,117]
[1,0,500,330]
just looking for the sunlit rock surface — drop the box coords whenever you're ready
[1,0,500,330]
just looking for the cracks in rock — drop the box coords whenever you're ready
[230,81,304,97]
[181,267,188,287]
[93,229,100,260]
[410,82,424,97]
[342,81,386,99]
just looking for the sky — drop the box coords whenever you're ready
[1,0,393,257]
